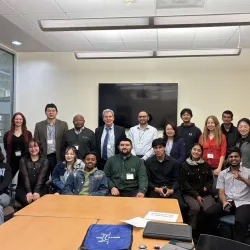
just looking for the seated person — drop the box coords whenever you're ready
[205,146,250,243]
[104,138,148,197]
[145,138,185,212]
[180,143,214,234]
[62,152,108,196]
[0,149,12,225]
[15,139,49,207]
[52,146,84,193]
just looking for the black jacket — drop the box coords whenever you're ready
[95,125,126,161]
[180,160,213,198]
[221,123,238,150]
[145,154,179,191]
[0,162,12,195]
[177,123,202,157]
[61,127,96,160]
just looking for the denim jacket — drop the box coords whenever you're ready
[51,159,84,193]
[62,168,108,196]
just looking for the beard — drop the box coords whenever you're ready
[120,150,131,157]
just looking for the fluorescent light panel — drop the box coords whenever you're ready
[75,51,153,59]
[12,40,22,45]
[156,0,206,9]
[39,17,149,31]
[156,48,241,57]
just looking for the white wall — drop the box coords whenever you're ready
[16,50,250,135]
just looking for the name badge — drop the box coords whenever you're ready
[47,139,54,144]
[15,150,21,157]
[126,173,134,180]
[207,153,214,159]
[75,145,79,150]
[107,144,111,149]
[136,143,143,149]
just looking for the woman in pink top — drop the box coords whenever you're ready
[199,115,227,195]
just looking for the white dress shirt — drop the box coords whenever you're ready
[101,125,115,159]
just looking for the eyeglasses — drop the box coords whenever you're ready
[228,156,240,159]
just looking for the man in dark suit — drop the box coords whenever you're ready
[61,114,96,159]
[95,109,126,170]
[34,103,68,175]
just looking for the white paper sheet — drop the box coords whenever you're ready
[120,217,150,228]
[144,211,179,222]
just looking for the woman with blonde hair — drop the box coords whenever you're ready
[199,115,227,195]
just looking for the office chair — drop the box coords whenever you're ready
[196,234,250,250]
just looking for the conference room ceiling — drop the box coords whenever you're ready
[0,0,250,52]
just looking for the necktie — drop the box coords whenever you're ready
[102,128,110,160]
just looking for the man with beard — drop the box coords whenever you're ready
[129,111,158,161]
[177,108,201,157]
[205,146,250,243]
[104,138,148,197]
[61,114,96,159]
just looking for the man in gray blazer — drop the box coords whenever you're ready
[34,103,68,175]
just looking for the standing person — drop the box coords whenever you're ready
[177,108,202,158]
[221,110,238,149]
[52,146,84,194]
[95,109,126,170]
[0,150,12,225]
[61,114,95,159]
[129,111,158,161]
[205,147,250,243]
[180,143,214,236]
[199,115,227,195]
[34,103,68,175]
[3,112,32,177]
[236,118,250,168]
[15,139,49,207]
[104,138,148,197]
[163,122,186,167]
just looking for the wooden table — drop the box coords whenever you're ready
[0,216,96,250]
[15,194,183,222]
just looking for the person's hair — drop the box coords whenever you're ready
[180,108,193,117]
[83,152,97,160]
[0,150,5,162]
[237,118,250,140]
[201,116,222,146]
[27,139,43,157]
[191,143,204,158]
[138,111,149,116]
[152,138,165,148]
[222,110,233,119]
[102,109,114,118]
[7,112,29,145]
[119,138,132,146]
[64,146,77,169]
[163,121,179,141]
[45,103,58,112]
[227,146,242,158]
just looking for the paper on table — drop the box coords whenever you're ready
[120,217,150,228]
[144,211,179,222]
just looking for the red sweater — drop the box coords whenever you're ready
[199,134,227,169]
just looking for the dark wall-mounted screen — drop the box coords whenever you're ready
[98,83,178,129]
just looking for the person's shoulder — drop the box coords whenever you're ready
[35,120,46,126]
[40,157,49,165]
[114,125,125,130]
[95,126,104,133]
[84,127,94,134]
[0,161,11,169]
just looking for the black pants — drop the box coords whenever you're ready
[47,153,57,176]
[147,189,186,214]
[98,158,107,171]
[205,201,250,243]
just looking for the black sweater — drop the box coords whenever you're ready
[0,162,12,195]
[180,160,213,198]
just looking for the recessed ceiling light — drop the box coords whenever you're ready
[12,41,22,46]
[125,0,136,4]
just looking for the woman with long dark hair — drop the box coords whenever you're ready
[3,112,32,177]
[15,139,48,207]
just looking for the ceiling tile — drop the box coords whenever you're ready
[119,29,156,42]
[0,0,17,14]
[24,13,68,28]
[66,12,111,19]
[206,0,250,8]
[224,38,239,48]
[158,40,192,50]
[91,41,126,51]
[158,28,196,41]
[5,0,64,14]
[191,39,228,49]
[125,40,157,50]
[45,31,89,44]
[64,42,94,51]
[82,30,122,42]
[3,14,39,31]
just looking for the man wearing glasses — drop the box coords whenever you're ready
[129,111,158,161]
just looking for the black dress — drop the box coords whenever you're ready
[15,157,49,206]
